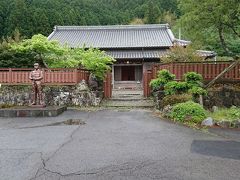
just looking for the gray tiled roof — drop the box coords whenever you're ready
[196,50,217,57]
[48,24,175,48]
[105,49,168,59]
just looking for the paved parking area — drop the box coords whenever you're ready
[0,109,239,180]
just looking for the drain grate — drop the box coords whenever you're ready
[45,119,86,126]
[62,119,86,125]
[19,119,86,129]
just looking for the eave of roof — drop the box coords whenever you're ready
[105,49,168,59]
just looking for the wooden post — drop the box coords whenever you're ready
[9,68,12,83]
[74,68,78,84]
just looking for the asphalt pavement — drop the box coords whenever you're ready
[0,109,239,180]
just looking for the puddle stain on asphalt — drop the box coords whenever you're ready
[18,119,86,129]
[191,140,240,160]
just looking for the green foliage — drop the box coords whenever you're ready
[5,34,115,79]
[157,69,176,81]
[162,93,192,107]
[164,81,189,95]
[11,34,64,55]
[209,107,240,122]
[177,0,240,56]
[161,45,203,63]
[149,79,165,91]
[162,71,207,96]
[149,69,175,91]
[184,72,203,84]
[170,101,207,123]
[78,48,115,80]
[10,34,65,67]
[145,0,161,24]
[0,0,178,38]
[0,31,36,68]
[189,86,207,96]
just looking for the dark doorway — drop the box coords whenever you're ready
[121,66,135,81]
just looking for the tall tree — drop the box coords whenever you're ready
[178,0,240,56]
[145,0,161,24]
[0,0,179,37]
[6,0,32,36]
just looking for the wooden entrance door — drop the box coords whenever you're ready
[121,66,135,81]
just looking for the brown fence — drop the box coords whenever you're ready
[144,61,240,97]
[0,68,89,85]
[103,72,112,98]
[152,61,240,80]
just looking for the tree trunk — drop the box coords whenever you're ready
[218,23,232,55]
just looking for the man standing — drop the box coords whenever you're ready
[29,63,45,106]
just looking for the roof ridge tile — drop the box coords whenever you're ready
[55,24,169,31]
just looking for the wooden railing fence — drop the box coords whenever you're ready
[0,68,89,85]
[144,61,240,97]
[152,61,240,80]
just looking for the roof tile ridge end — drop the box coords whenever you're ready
[48,26,57,40]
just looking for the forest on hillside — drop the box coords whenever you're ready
[0,0,239,56]
[0,0,178,37]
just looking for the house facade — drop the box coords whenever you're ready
[48,24,209,89]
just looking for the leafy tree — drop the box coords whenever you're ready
[0,31,35,68]
[10,34,65,67]
[145,0,161,24]
[177,0,240,56]
[78,48,115,80]
[161,11,177,26]
[6,0,33,36]
[130,18,145,25]
[161,45,203,63]
[0,0,179,38]
[32,9,50,36]
[9,34,115,79]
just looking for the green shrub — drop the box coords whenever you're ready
[164,81,189,95]
[184,72,203,84]
[150,69,175,91]
[170,101,207,123]
[149,78,165,91]
[188,86,207,96]
[157,69,175,81]
[162,94,192,107]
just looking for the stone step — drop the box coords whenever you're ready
[111,94,146,101]
[111,97,147,101]
[101,99,154,108]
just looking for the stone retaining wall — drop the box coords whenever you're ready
[153,84,240,109]
[203,84,240,109]
[0,81,102,107]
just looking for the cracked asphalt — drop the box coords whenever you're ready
[0,109,239,180]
